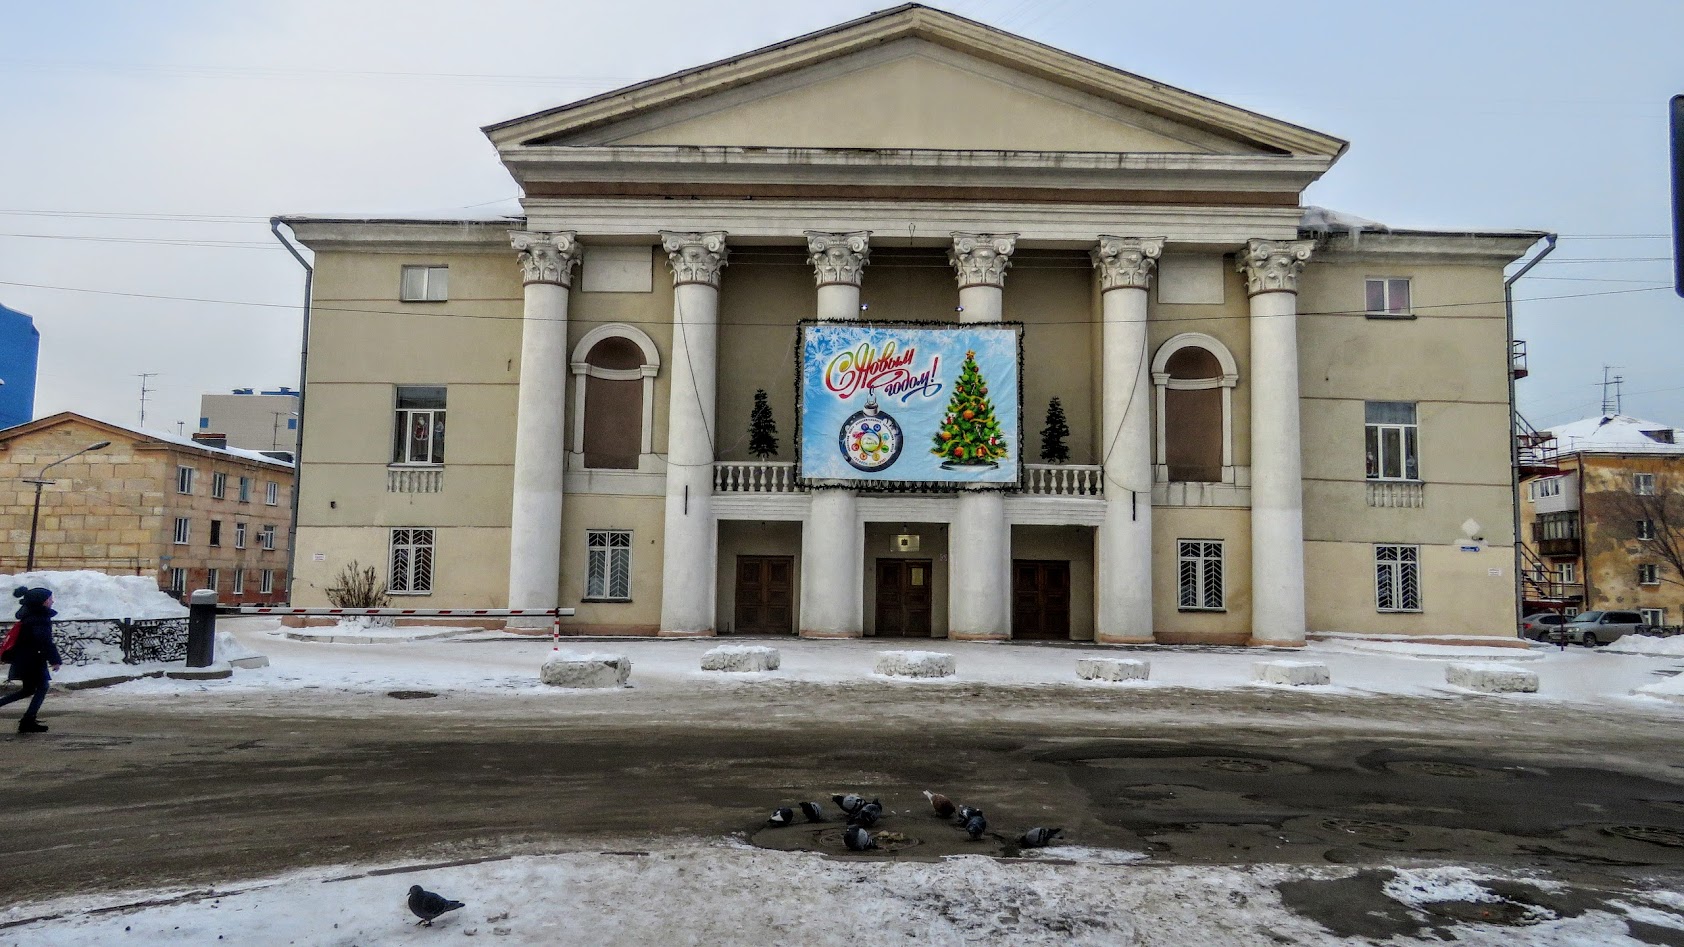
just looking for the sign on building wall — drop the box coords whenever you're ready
[797,322,1022,489]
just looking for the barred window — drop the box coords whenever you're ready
[1177,540,1224,610]
[1375,544,1421,612]
[586,530,632,601]
[389,528,435,594]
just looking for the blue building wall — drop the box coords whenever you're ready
[0,304,40,429]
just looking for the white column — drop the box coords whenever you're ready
[947,232,1016,640]
[1240,239,1315,646]
[801,232,870,638]
[659,231,728,636]
[1091,236,1164,644]
[506,231,581,613]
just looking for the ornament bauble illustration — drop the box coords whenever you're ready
[839,392,903,473]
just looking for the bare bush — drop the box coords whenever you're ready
[323,562,390,609]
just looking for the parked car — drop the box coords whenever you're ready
[1520,612,1569,641]
[1562,610,1648,647]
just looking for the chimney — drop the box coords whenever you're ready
[192,432,228,450]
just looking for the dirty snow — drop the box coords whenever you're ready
[0,570,186,620]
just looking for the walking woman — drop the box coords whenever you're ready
[0,586,61,733]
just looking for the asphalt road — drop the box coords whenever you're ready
[5,683,1684,917]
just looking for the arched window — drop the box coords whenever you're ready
[1152,333,1237,484]
[570,324,660,471]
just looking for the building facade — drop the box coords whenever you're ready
[0,413,293,602]
[0,302,40,430]
[283,5,1541,642]
[1520,414,1684,625]
[199,388,301,457]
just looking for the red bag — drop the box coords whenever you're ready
[0,621,19,663]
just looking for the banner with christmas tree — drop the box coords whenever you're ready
[797,322,1021,487]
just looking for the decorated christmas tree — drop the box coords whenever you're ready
[1039,396,1070,464]
[749,388,779,460]
[931,349,1009,466]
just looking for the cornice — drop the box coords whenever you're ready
[281,219,518,253]
[1309,231,1549,266]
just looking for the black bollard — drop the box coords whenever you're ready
[187,589,217,667]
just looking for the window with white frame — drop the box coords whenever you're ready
[211,471,227,499]
[167,568,185,593]
[1375,544,1421,612]
[173,517,191,545]
[1177,540,1225,611]
[1642,607,1666,626]
[260,524,276,551]
[232,568,245,595]
[1365,278,1412,317]
[393,386,447,465]
[585,530,632,601]
[1556,561,1576,584]
[260,569,274,595]
[1638,519,1656,540]
[176,466,195,495]
[206,568,219,591]
[1640,563,1660,586]
[234,522,247,549]
[265,481,279,505]
[399,264,449,302]
[238,476,251,502]
[389,528,435,594]
[1365,402,1419,480]
[1636,473,1657,496]
[1532,477,1562,501]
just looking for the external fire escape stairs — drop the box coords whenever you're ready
[1506,233,1561,625]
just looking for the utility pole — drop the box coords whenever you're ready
[1600,366,1625,416]
[137,372,159,427]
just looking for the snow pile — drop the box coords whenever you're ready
[1446,662,1539,693]
[701,645,780,672]
[1300,205,1390,244]
[1633,674,1684,703]
[874,650,955,678]
[0,570,187,620]
[1608,634,1684,657]
[1252,660,1330,686]
[540,651,631,688]
[1076,657,1149,682]
[215,631,268,669]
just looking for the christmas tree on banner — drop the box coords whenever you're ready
[932,349,1009,467]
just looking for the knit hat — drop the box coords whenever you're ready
[13,587,51,608]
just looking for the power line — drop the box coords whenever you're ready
[0,232,279,249]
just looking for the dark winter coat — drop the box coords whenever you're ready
[6,603,61,682]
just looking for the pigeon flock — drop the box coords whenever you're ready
[761,788,1065,853]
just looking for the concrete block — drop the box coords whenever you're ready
[1446,662,1538,694]
[167,665,233,680]
[1077,657,1150,682]
[1252,660,1331,686]
[229,655,270,669]
[541,651,632,688]
[701,645,781,672]
[875,650,955,678]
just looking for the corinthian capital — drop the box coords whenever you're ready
[948,232,1018,289]
[510,231,581,287]
[661,231,729,288]
[805,231,871,287]
[1091,236,1166,292]
[1238,239,1315,296]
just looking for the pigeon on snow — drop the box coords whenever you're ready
[955,805,984,825]
[799,801,826,822]
[923,791,956,819]
[843,825,877,851]
[832,793,866,817]
[963,813,988,840]
[407,885,466,926]
[768,806,795,826]
[848,801,883,828]
[1020,827,1064,848]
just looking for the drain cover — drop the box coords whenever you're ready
[1605,825,1684,848]
[386,690,438,700]
[1203,758,1271,774]
[1386,761,1496,779]
[1318,818,1412,843]
[813,827,922,853]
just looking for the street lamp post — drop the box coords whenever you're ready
[23,440,111,571]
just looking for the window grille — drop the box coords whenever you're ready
[586,530,632,600]
[1176,540,1224,610]
[1375,544,1421,612]
[389,528,436,594]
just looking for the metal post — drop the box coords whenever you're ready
[552,608,562,650]
[187,588,218,667]
[25,478,46,571]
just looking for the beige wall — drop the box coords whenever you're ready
[1152,507,1252,644]
[199,393,300,454]
[1306,541,1512,636]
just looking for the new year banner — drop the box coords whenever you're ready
[797,323,1022,488]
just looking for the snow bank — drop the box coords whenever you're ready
[875,650,955,678]
[1608,634,1684,657]
[1633,674,1684,703]
[1446,663,1538,693]
[540,651,631,688]
[701,645,780,672]
[0,570,186,620]
[1076,657,1149,682]
[1252,660,1330,686]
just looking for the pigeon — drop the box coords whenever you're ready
[963,813,988,840]
[407,885,465,926]
[833,793,866,817]
[956,805,984,825]
[923,791,956,819]
[843,825,877,851]
[1019,827,1063,848]
[768,806,795,826]
[799,801,826,822]
[848,801,883,828]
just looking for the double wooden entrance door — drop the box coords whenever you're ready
[734,555,794,635]
[1012,559,1071,640]
[875,558,933,637]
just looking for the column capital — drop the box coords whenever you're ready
[948,232,1018,289]
[662,231,729,288]
[1238,238,1315,296]
[805,231,871,287]
[510,231,581,287]
[1091,236,1166,292]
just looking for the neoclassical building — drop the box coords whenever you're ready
[282,5,1542,644]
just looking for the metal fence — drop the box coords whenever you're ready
[54,618,190,666]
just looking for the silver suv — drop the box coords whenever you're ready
[1562,610,1648,647]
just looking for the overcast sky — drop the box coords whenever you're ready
[1,0,1679,434]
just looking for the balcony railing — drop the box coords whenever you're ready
[1366,480,1424,508]
[1537,536,1581,557]
[1022,464,1103,496]
[714,461,801,493]
[387,466,443,493]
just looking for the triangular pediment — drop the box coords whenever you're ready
[486,5,1345,159]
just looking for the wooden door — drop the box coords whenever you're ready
[1013,560,1071,640]
[734,556,794,634]
[876,559,933,637]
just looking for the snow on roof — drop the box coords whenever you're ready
[1300,205,1390,237]
[1547,414,1684,455]
[279,200,524,224]
[78,414,295,469]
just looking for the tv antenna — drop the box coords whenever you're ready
[137,373,160,427]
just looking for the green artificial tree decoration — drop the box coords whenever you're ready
[931,349,1009,466]
[1039,396,1070,464]
[749,388,779,460]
